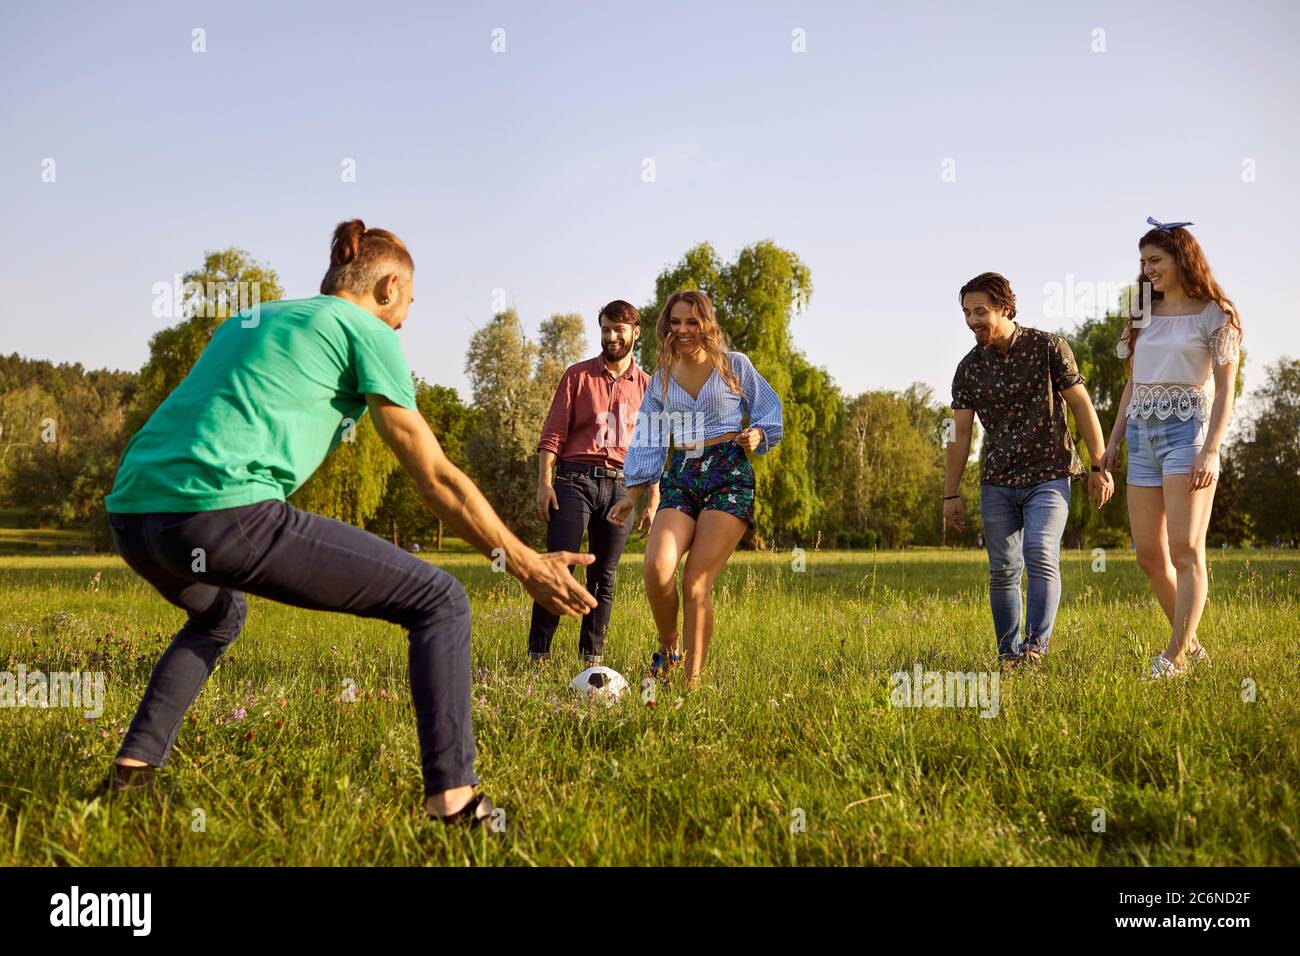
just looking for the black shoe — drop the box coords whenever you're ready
[94,762,156,799]
[429,791,497,828]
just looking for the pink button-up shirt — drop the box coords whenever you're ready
[537,355,650,467]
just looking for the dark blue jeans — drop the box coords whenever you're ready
[527,466,629,660]
[107,499,477,796]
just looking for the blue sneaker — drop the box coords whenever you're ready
[646,649,681,678]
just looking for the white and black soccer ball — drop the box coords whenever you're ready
[568,666,629,704]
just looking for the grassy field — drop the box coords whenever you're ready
[1,547,1297,866]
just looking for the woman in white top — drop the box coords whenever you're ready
[1102,218,1242,678]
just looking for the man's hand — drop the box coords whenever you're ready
[366,397,595,618]
[943,496,965,532]
[736,428,764,452]
[515,551,597,618]
[608,494,634,528]
[1088,470,1115,509]
[537,481,558,522]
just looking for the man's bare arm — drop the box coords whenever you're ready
[944,409,975,496]
[367,396,595,617]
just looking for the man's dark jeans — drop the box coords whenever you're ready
[528,466,630,660]
[107,499,477,797]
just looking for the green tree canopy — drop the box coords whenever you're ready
[463,309,588,544]
[1232,358,1300,543]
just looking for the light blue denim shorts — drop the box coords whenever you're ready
[1126,414,1211,487]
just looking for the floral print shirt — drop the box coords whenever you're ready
[951,324,1086,487]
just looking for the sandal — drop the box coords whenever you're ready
[1148,654,1187,680]
[646,648,681,678]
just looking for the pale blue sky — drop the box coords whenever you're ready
[2,0,1297,405]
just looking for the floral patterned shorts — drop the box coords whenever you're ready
[659,440,756,527]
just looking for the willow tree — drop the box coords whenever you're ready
[288,415,396,527]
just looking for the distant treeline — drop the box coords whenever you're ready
[3,245,1297,551]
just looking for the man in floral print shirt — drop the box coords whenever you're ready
[943,273,1114,666]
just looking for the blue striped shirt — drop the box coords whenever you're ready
[623,351,784,487]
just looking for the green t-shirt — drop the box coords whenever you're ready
[106,295,417,513]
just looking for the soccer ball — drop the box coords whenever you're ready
[568,666,629,704]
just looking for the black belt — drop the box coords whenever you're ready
[558,461,624,480]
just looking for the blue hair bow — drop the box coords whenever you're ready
[1147,216,1194,232]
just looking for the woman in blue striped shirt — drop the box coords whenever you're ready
[608,291,783,687]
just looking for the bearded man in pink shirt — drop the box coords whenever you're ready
[530,300,656,664]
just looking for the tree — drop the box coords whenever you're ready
[1207,451,1253,547]
[366,381,476,549]
[1232,358,1300,544]
[1,358,136,544]
[824,391,934,548]
[536,313,588,391]
[459,309,592,545]
[287,414,396,527]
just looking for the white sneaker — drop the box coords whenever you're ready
[1149,654,1187,679]
[1186,644,1210,667]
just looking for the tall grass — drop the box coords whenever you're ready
[1,549,1296,865]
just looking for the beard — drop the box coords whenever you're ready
[602,339,632,362]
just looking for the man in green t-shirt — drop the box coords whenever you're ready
[104,219,596,827]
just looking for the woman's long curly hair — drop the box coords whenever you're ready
[1122,226,1240,366]
[654,290,742,398]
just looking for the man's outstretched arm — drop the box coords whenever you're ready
[367,395,596,618]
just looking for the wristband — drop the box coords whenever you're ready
[943,495,960,501]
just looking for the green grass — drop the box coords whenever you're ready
[0,548,1297,865]
[0,509,96,555]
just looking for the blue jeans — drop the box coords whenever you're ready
[107,500,477,796]
[979,479,1071,658]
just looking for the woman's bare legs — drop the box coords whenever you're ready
[680,510,749,687]
[1128,485,1180,627]
[1162,475,1217,666]
[643,509,695,656]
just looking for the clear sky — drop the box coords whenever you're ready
[2,0,1296,405]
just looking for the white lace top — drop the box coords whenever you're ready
[1116,302,1240,421]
